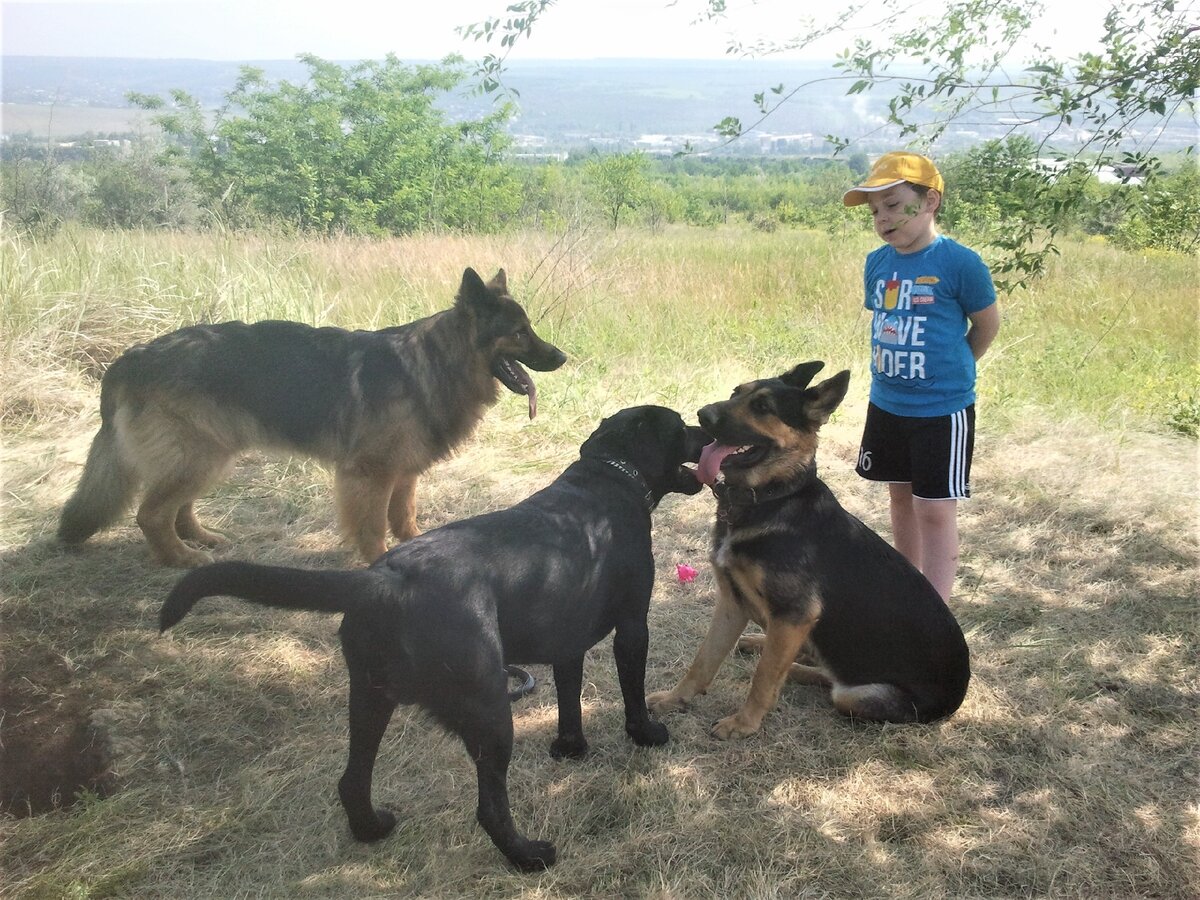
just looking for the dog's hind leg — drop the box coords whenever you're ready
[174,502,227,548]
[136,468,226,568]
[386,474,421,544]
[338,666,399,842]
[830,682,921,724]
[334,465,392,563]
[451,690,556,870]
[737,633,827,682]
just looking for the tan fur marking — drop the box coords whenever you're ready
[387,476,420,544]
[738,633,830,684]
[713,618,817,740]
[335,466,396,563]
[723,556,773,628]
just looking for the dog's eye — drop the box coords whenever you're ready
[751,396,772,415]
[513,327,528,341]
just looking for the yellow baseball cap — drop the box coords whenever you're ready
[843,151,945,207]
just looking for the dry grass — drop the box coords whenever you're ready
[1,226,1196,899]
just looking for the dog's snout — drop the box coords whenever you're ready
[698,404,719,431]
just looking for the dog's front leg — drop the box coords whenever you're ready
[613,617,669,747]
[646,587,749,714]
[712,619,815,740]
[334,465,392,563]
[549,657,588,759]
[386,474,421,544]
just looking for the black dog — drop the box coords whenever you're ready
[648,363,970,737]
[160,406,707,870]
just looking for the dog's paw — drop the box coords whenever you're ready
[347,808,397,843]
[735,634,766,654]
[627,718,669,747]
[549,734,588,760]
[645,690,690,714]
[164,546,216,569]
[711,713,760,741]
[509,839,557,871]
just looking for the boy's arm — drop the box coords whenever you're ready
[967,303,1000,361]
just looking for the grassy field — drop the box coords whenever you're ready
[1,225,1196,898]
[1,103,147,139]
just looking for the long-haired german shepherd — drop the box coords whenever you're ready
[58,268,567,567]
[647,362,970,737]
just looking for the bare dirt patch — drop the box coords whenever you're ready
[0,644,117,817]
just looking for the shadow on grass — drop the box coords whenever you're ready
[1,452,1197,896]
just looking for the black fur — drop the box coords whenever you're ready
[160,405,708,870]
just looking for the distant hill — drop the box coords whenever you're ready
[3,55,1194,157]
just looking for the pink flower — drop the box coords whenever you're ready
[676,563,698,584]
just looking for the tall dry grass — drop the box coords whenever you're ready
[1,225,1196,899]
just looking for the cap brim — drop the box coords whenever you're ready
[842,179,906,207]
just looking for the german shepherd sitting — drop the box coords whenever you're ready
[647,362,970,738]
[159,405,708,870]
[58,268,566,567]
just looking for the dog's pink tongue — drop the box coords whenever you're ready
[696,442,738,485]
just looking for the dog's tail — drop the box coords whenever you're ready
[57,375,138,544]
[160,561,384,632]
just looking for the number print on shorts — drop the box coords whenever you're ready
[858,448,873,471]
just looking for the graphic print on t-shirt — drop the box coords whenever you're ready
[871,271,933,386]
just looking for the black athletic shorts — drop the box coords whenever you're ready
[855,402,975,500]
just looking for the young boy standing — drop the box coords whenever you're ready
[843,151,1001,601]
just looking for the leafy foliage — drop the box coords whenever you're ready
[584,152,650,228]
[462,0,1198,287]
[130,54,522,234]
[826,0,1197,285]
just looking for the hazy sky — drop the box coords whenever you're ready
[3,0,1108,63]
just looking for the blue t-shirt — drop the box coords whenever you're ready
[863,235,996,417]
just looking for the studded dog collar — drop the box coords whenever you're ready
[597,457,655,509]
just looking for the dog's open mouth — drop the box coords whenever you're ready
[493,357,538,419]
[695,441,770,485]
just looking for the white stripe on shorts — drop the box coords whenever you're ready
[947,408,969,499]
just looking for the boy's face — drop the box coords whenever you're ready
[867,183,940,254]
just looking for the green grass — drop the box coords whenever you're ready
[3,224,1193,438]
[1,224,1197,898]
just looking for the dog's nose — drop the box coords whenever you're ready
[698,404,719,431]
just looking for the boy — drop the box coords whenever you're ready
[844,151,1000,601]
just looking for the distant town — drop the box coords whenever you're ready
[3,56,1195,159]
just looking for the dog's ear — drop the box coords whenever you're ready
[779,361,825,391]
[804,370,851,425]
[486,269,509,294]
[455,267,489,308]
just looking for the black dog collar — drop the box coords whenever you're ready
[713,473,809,520]
[597,457,655,509]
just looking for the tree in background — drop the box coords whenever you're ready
[461,0,1197,286]
[0,147,86,235]
[585,151,650,228]
[131,54,521,235]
